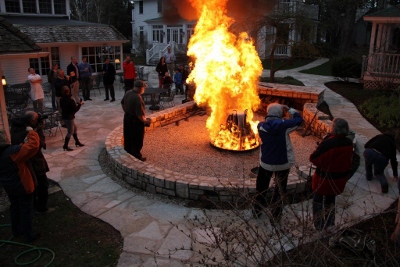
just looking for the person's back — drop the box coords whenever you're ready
[0,129,41,242]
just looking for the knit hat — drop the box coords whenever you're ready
[267,103,283,117]
[134,80,147,88]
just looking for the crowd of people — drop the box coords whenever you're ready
[1,51,398,245]
[253,103,398,234]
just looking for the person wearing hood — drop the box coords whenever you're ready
[364,132,398,194]
[253,103,303,219]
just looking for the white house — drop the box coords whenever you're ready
[131,0,319,65]
[0,0,128,85]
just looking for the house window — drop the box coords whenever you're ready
[152,25,164,42]
[54,0,66,14]
[157,0,162,13]
[51,47,60,66]
[22,0,36,13]
[29,48,51,76]
[22,0,37,13]
[139,26,144,45]
[82,45,121,73]
[5,0,21,13]
[29,47,59,76]
[39,0,52,14]
[138,1,143,14]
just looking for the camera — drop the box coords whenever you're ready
[37,113,49,123]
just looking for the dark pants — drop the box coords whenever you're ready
[254,166,290,218]
[34,174,49,212]
[363,148,389,187]
[123,113,145,159]
[104,83,115,100]
[124,79,134,91]
[313,193,336,230]
[80,77,91,100]
[3,184,35,241]
[51,84,57,110]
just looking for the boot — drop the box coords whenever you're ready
[63,137,73,151]
[73,134,85,147]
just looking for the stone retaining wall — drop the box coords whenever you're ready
[104,84,326,201]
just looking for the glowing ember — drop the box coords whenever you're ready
[186,0,262,151]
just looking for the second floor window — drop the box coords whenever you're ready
[139,1,143,14]
[54,0,66,14]
[23,0,37,13]
[157,0,162,13]
[39,0,52,14]
[5,0,21,13]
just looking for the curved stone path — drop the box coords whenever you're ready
[17,59,400,266]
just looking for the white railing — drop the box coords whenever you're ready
[367,52,400,78]
[274,44,289,56]
[146,42,176,65]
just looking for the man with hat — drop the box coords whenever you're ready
[121,80,150,161]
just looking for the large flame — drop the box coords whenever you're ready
[187,0,262,150]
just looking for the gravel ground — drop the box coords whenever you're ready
[142,112,320,179]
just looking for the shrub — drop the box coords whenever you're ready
[359,95,400,128]
[331,56,362,80]
[292,41,320,59]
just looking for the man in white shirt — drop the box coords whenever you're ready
[164,46,176,78]
[27,68,44,112]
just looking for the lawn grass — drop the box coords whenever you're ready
[300,59,333,76]
[0,190,123,267]
[261,58,315,70]
[260,76,305,86]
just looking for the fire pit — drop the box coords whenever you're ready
[211,109,259,151]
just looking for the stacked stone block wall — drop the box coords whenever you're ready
[104,83,325,201]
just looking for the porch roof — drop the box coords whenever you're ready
[3,15,128,44]
[0,16,42,54]
[363,4,400,22]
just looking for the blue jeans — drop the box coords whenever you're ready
[363,148,389,187]
[313,193,336,231]
[64,119,77,139]
[51,84,57,110]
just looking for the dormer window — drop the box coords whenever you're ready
[5,0,21,13]
[23,0,37,13]
[4,0,67,15]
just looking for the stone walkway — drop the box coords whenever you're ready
[5,59,400,266]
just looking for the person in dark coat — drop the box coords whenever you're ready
[0,127,40,242]
[60,86,84,151]
[310,118,353,232]
[54,69,71,127]
[120,80,150,161]
[155,56,168,88]
[11,111,50,213]
[253,103,303,219]
[364,132,398,193]
[102,58,116,102]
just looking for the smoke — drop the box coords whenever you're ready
[162,0,277,31]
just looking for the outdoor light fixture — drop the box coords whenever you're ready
[2,76,6,86]
[115,59,120,64]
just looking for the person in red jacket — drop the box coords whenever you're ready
[310,118,353,232]
[0,128,41,242]
[123,55,136,92]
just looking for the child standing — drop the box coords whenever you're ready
[173,68,183,95]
